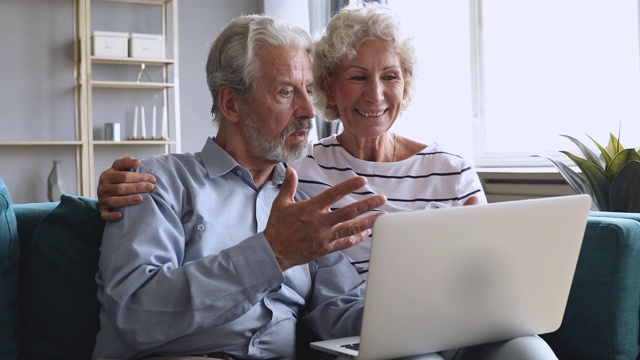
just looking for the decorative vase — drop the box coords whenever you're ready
[47,160,65,202]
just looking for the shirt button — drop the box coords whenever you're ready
[253,339,261,346]
[236,169,243,176]
[197,224,205,231]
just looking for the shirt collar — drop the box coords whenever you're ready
[199,137,287,186]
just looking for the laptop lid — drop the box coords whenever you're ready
[311,194,591,360]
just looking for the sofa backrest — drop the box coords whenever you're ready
[19,194,105,359]
[13,202,59,259]
[0,178,20,359]
[0,178,105,360]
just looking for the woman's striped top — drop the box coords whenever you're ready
[287,134,487,278]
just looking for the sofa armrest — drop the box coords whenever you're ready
[542,214,640,360]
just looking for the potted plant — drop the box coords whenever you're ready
[537,133,640,212]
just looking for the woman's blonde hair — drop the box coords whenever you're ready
[312,2,416,120]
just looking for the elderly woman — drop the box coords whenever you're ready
[97,3,558,359]
[292,3,484,276]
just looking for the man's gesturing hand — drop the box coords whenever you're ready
[264,167,387,271]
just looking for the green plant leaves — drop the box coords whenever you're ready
[542,132,639,213]
[606,133,624,156]
[560,150,611,211]
[561,134,604,170]
[609,160,640,212]
[587,134,613,169]
[607,149,640,181]
[533,155,599,211]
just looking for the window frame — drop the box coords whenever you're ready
[469,0,640,169]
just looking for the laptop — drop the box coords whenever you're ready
[311,194,592,360]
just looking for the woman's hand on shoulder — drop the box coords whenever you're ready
[97,156,156,221]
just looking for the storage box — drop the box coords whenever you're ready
[92,31,129,58]
[104,123,121,141]
[129,33,165,59]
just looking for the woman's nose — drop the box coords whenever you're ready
[365,79,384,103]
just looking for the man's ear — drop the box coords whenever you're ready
[218,85,241,123]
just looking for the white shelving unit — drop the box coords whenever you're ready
[1,0,180,201]
[78,0,181,197]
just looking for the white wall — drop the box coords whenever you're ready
[0,0,260,203]
[178,0,260,153]
[178,0,321,151]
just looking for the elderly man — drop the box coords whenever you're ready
[92,15,386,360]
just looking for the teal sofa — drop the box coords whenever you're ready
[1,178,104,359]
[1,176,640,359]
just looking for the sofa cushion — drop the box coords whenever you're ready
[0,178,19,359]
[542,215,640,360]
[20,194,105,360]
[14,202,59,267]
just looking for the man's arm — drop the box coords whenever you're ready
[304,251,366,339]
[99,156,288,349]
[100,193,286,349]
[97,156,155,221]
[99,159,386,350]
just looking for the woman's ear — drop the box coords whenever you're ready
[325,85,336,105]
[218,85,241,123]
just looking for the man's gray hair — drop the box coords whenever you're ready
[206,15,313,124]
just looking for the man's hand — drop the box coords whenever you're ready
[264,167,387,271]
[97,156,156,221]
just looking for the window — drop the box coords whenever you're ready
[389,0,640,167]
[476,0,640,166]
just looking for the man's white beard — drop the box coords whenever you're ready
[242,112,311,163]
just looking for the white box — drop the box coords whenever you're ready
[129,33,165,59]
[92,31,129,58]
[104,123,121,141]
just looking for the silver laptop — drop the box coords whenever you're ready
[311,194,591,360]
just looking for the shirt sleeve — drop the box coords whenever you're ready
[98,184,284,349]
[459,161,488,204]
[303,251,366,339]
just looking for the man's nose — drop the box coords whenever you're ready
[295,91,316,120]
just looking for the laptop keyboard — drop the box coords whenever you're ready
[341,343,360,351]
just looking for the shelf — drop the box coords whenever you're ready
[91,56,174,66]
[80,0,180,198]
[91,80,174,89]
[0,141,83,146]
[96,0,171,5]
[93,139,175,145]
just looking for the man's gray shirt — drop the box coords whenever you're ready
[93,138,365,359]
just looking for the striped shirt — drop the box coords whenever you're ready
[288,134,487,277]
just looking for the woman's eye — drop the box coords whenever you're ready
[349,76,366,81]
[384,75,399,81]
